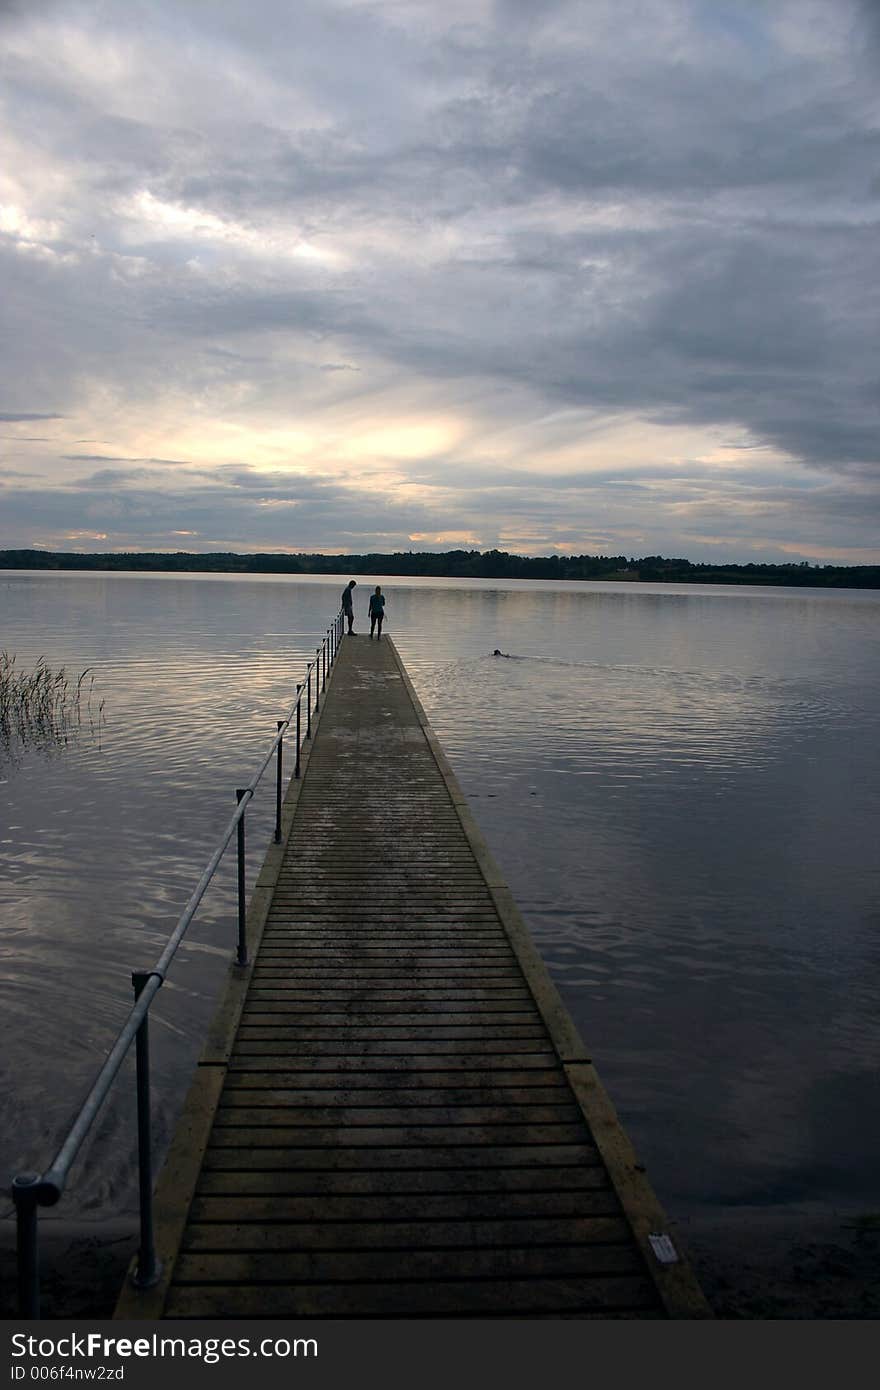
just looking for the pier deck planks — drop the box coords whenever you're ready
[117,631,710,1319]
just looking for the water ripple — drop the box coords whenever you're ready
[2,572,879,1229]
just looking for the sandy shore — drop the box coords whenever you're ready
[2,1207,879,1321]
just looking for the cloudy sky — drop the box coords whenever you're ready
[1,0,878,563]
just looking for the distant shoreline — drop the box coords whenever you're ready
[2,548,878,589]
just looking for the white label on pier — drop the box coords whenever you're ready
[648,1233,679,1264]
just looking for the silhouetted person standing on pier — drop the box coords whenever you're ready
[369,585,386,638]
[342,579,356,633]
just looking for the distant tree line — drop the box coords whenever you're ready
[1,547,877,588]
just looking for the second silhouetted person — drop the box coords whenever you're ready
[368,585,386,638]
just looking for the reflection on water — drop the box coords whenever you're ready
[393,581,880,1226]
[0,573,344,1217]
[1,572,879,1285]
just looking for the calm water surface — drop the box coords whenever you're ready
[2,571,879,1291]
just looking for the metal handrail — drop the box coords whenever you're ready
[11,607,346,1316]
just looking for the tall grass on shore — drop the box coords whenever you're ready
[0,651,104,759]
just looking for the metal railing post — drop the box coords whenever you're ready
[314,648,321,714]
[12,1174,41,1318]
[130,972,161,1290]
[323,635,328,689]
[236,789,248,965]
[306,670,312,739]
[295,685,302,776]
[275,721,284,842]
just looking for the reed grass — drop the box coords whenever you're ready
[0,651,105,754]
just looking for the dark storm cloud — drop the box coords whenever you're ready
[68,467,180,486]
[0,412,65,421]
[63,455,194,467]
[0,0,877,560]
[0,465,441,551]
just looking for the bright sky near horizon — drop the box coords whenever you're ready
[1,0,878,564]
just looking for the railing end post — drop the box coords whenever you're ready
[129,970,162,1292]
[13,1172,42,1319]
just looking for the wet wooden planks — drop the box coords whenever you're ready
[123,632,710,1319]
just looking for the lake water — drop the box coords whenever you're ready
[2,570,879,1309]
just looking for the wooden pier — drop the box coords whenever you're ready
[116,634,710,1319]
